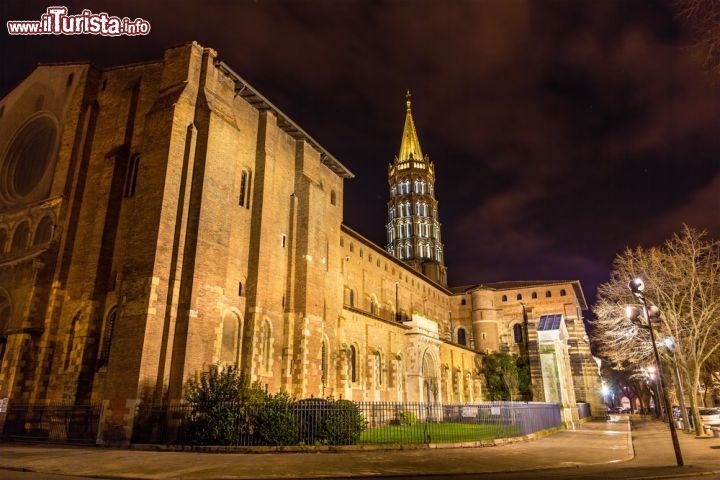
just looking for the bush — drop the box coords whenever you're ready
[320,399,367,445]
[257,393,299,446]
[398,410,416,426]
[294,398,331,444]
[182,364,266,445]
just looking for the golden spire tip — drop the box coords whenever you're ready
[405,89,412,110]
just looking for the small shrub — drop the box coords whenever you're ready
[294,398,331,444]
[320,399,367,445]
[398,410,416,426]
[257,393,298,446]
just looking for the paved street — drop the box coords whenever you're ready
[0,416,718,479]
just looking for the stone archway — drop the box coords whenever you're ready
[421,350,438,404]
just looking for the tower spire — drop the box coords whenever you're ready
[398,89,423,161]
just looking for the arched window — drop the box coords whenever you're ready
[330,190,336,206]
[560,289,567,296]
[0,293,9,367]
[220,313,241,364]
[501,295,508,302]
[545,290,552,298]
[374,351,382,386]
[350,345,357,382]
[98,307,117,368]
[344,287,355,306]
[405,223,412,238]
[414,180,420,193]
[457,328,467,346]
[460,298,466,306]
[513,323,524,344]
[390,185,396,196]
[11,222,30,253]
[516,293,522,301]
[531,292,538,299]
[405,244,411,258]
[64,313,80,370]
[124,154,140,198]
[33,216,53,245]
[262,319,272,373]
[239,169,251,207]
[321,341,328,386]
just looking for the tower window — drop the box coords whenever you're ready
[460,298,466,305]
[330,190,336,206]
[560,289,567,296]
[532,292,538,299]
[516,293,522,301]
[502,295,508,302]
[545,291,552,298]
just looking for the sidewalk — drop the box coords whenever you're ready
[0,418,633,479]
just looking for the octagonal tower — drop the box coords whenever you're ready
[386,92,447,286]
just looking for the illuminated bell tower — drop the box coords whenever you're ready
[386,91,447,286]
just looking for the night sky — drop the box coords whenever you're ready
[2,1,719,310]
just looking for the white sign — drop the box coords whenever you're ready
[462,407,478,418]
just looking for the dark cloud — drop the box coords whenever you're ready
[2,0,719,310]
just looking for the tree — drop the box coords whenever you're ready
[481,352,528,401]
[674,0,720,79]
[593,226,720,434]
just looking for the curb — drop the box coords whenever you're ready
[626,416,635,459]
[127,426,563,454]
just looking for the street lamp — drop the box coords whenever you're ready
[663,337,692,433]
[626,278,684,466]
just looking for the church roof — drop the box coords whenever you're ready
[398,90,424,161]
[449,280,588,310]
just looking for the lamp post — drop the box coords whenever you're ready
[626,278,683,466]
[645,366,664,420]
[664,337,692,433]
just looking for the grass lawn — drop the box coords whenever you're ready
[359,422,520,444]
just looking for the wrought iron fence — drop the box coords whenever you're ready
[133,400,562,446]
[2,403,103,444]
[577,402,592,419]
